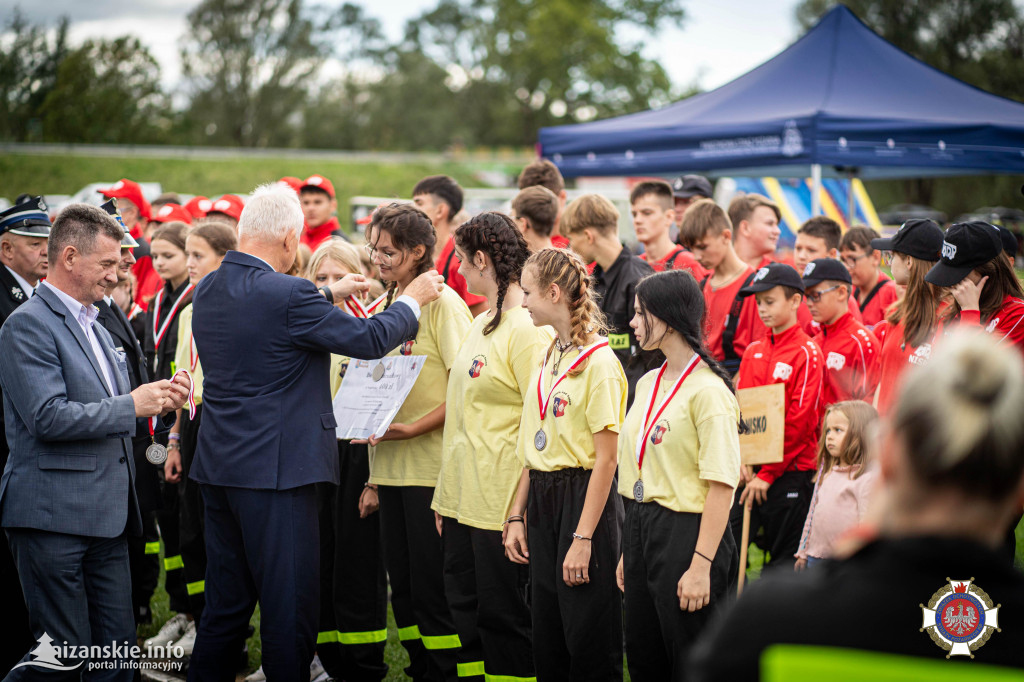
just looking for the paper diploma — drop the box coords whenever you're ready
[333,355,426,440]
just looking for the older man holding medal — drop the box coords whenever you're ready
[186,183,443,682]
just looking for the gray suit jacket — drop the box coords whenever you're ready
[0,284,143,538]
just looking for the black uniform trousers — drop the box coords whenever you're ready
[730,469,814,574]
[189,484,319,682]
[378,485,459,682]
[127,436,162,626]
[440,517,533,681]
[527,468,623,682]
[623,500,738,682]
[179,403,207,619]
[316,441,388,682]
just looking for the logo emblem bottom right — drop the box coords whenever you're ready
[920,578,1000,658]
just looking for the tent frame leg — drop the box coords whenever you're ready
[811,164,822,216]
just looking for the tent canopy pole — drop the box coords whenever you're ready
[811,164,822,216]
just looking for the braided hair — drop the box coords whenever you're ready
[525,247,608,376]
[634,270,735,396]
[368,203,437,309]
[454,212,530,335]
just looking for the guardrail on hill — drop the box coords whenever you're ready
[0,143,536,165]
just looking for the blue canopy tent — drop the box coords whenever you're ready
[538,5,1024,214]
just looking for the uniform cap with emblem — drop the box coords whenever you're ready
[300,175,335,198]
[150,202,193,225]
[924,221,1004,287]
[0,196,52,238]
[739,262,805,296]
[801,257,851,287]
[671,174,713,199]
[99,198,140,248]
[97,178,152,221]
[870,218,943,260]
[184,195,212,220]
[207,194,245,221]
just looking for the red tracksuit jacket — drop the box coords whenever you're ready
[812,312,881,406]
[957,295,1024,357]
[737,324,824,485]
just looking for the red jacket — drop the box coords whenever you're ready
[302,217,343,251]
[950,295,1024,357]
[875,319,935,415]
[855,272,898,330]
[436,236,486,308]
[737,324,824,484]
[703,267,767,363]
[642,246,709,280]
[130,225,161,309]
[812,312,880,405]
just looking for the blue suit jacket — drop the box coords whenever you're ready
[0,284,142,538]
[190,251,419,490]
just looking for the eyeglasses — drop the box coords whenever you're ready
[805,285,842,303]
[363,244,393,266]
[841,253,869,268]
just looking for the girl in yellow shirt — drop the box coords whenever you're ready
[363,204,472,680]
[305,239,389,682]
[615,270,741,681]
[504,248,627,681]
[431,213,550,681]
[163,221,236,648]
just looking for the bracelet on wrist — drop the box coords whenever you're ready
[320,286,335,304]
[504,515,524,526]
[167,442,180,450]
[168,433,181,441]
[694,550,714,564]
[571,532,592,542]
[363,482,377,491]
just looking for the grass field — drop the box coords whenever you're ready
[139,520,1024,680]
[0,153,502,231]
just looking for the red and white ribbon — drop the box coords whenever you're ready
[344,296,369,318]
[536,340,609,421]
[128,303,145,321]
[634,354,700,471]
[148,368,196,437]
[366,292,388,314]
[151,283,194,353]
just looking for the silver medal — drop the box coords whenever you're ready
[534,429,547,451]
[146,443,168,465]
[372,362,386,382]
[633,479,644,503]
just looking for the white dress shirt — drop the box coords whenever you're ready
[42,281,119,396]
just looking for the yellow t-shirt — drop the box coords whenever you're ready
[173,304,204,404]
[369,286,473,487]
[616,366,741,513]
[518,342,626,472]
[329,354,351,400]
[432,307,553,530]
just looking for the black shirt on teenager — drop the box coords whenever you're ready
[145,278,193,381]
[592,246,657,407]
[690,536,1024,681]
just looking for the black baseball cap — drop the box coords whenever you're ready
[997,225,1017,256]
[924,221,1004,287]
[802,258,851,287]
[870,219,943,261]
[740,262,805,296]
[671,175,713,200]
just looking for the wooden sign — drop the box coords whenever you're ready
[736,383,785,466]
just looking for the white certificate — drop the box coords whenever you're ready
[333,355,426,440]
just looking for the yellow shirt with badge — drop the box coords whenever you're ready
[432,307,553,530]
[369,285,472,487]
[173,304,204,404]
[616,365,741,513]
[518,342,627,472]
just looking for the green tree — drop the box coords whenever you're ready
[180,0,327,147]
[0,9,68,141]
[38,37,170,144]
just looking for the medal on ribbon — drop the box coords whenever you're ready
[152,283,195,354]
[534,339,609,451]
[633,354,700,502]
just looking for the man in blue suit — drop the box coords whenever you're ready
[188,183,443,681]
[0,204,191,679]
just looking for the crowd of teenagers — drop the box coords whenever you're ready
[1,161,1024,682]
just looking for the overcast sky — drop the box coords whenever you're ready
[1,0,800,93]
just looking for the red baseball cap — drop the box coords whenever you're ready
[150,203,193,225]
[280,176,303,193]
[301,175,335,198]
[208,194,245,221]
[98,179,152,220]
[184,196,213,219]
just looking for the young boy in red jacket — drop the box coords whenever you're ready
[792,216,862,335]
[802,258,881,405]
[678,198,766,375]
[736,262,824,571]
[839,227,899,331]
